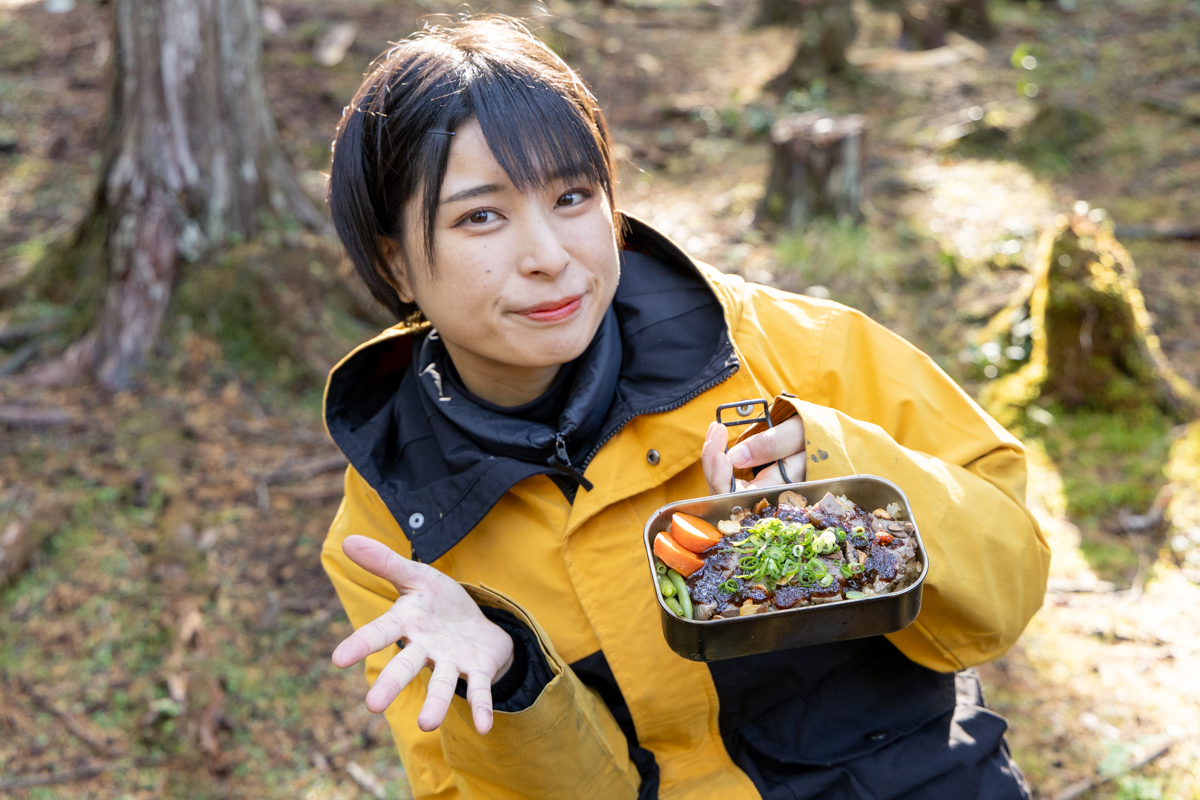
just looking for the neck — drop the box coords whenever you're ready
[443,342,562,407]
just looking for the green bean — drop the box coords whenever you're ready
[655,562,668,576]
[658,576,676,598]
[666,569,692,619]
[664,596,685,616]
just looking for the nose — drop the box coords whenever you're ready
[515,207,571,279]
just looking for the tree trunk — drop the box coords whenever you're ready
[755,112,868,231]
[980,213,1200,425]
[752,0,807,28]
[63,0,320,390]
[766,0,857,94]
[899,0,996,51]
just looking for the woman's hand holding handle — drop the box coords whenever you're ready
[332,535,515,735]
[701,416,807,495]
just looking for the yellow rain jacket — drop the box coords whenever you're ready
[321,217,1050,799]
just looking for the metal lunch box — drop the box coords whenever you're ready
[641,402,929,661]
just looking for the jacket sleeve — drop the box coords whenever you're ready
[321,467,641,800]
[731,282,1051,672]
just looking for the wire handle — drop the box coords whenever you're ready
[715,399,792,493]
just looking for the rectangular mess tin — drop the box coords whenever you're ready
[642,475,929,661]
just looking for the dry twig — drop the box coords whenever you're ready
[0,404,75,426]
[1052,736,1178,800]
[15,677,125,759]
[262,452,348,483]
[345,761,388,800]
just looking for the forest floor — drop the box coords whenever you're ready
[2,0,1200,798]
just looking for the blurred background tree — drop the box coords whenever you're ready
[22,0,322,390]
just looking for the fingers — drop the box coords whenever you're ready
[465,671,495,735]
[745,450,808,490]
[342,535,430,592]
[727,417,806,470]
[332,606,408,669]
[701,422,734,495]
[366,642,428,714]
[417,660,461,732]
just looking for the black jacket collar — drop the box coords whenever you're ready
[323,215,739,563]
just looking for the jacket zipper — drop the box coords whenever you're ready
[577,357,740,474]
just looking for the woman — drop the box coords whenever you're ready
[321,16,1049,800]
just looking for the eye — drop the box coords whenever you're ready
[556,189,592,208]
[464,209,498,225]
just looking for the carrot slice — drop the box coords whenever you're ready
[653,532,704,577]
[670,512,722,554]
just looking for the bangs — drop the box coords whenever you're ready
[471,72,609,196]
[415,40,614,263]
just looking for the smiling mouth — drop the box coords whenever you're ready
[516,295,583,323]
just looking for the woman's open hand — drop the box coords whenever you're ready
[332,535,515,735]
[701,416,807,495]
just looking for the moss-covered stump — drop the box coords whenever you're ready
[982,212,1200,425]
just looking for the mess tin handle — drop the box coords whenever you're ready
[715,399,792,493]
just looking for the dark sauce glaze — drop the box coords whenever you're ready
[682,493,919,619]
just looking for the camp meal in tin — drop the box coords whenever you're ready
[652,490,922,621]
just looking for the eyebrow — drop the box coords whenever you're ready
[440,183,504,205]
[438,167,595,206]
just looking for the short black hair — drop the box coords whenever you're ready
[329,16,619,321]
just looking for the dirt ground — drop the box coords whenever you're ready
[2,0,1200,797]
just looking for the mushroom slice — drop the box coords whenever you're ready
[778,490,807,509]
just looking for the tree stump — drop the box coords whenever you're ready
[980,213,1200,424]
[755,112,868,231]
[765,0,857,93]
[752,0,808,28]
[897,0,997,50]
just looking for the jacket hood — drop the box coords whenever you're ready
[323,214,739,563]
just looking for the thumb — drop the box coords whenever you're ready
[701,422,734,495]
[342,535,429,592]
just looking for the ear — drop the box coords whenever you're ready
[379,237,416,304]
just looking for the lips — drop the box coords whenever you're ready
[516,295,583,323]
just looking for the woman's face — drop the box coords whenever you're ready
[397,120,620,407]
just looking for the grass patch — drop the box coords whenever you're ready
[774,218,897,313]
[1035,406,1171,581]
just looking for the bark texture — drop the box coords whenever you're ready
[82,0,320,390]
[756,112,868,230]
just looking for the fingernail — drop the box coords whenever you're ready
[728,443,749,467]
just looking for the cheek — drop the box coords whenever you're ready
[570,214,620,283]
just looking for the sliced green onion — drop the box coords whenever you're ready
[739,555,760,569]
[845,590,867,599]
[819,574,834,588]
[719,579,739,593]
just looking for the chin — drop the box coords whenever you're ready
[523,330,593,367]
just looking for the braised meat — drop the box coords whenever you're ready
[680,492,921,617]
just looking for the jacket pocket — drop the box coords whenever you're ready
[732,639,957,767]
